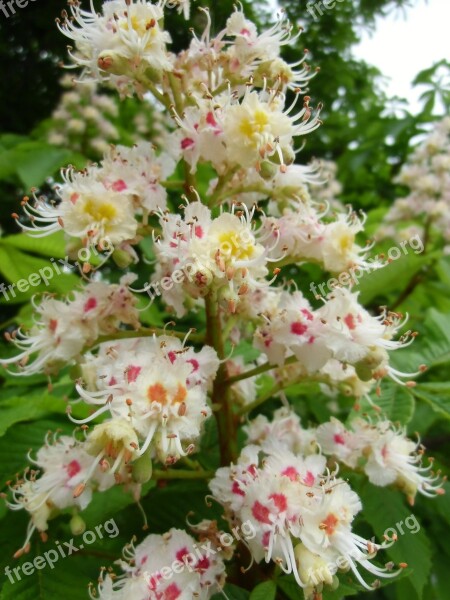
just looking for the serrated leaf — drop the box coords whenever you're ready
[359,484,432,599]
[249,580,276,600]
[347,383,415,425]
[354,251,432,305]
[0,244,80,303]
[212,583,249,600]
[2,232,67,259]
[0,383,89,438]
[412,383,450,420]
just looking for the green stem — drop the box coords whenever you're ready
[225,355,299,386]
[152,469,214,480]
[161,180,186,189]
[205,293,238,466]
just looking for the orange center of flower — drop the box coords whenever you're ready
[320,513,339,536]
[147,383,187,405]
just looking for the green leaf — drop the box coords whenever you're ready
[354,251,432,305]
[0,244,80,303]
[347,382,415,425]
[2,232,67,259]
[0,383,89,438]
[249,580,276,600]
[4,142,72,189]
[412,383,450,420]
[212,583,250,600]
[359,484,432,599]
[391,309,450,373]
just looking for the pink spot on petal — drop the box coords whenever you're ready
[232,481,245,497]
[281,466,298,481]
[83,297,97,312]
[303,471,315,486]
[194,225,204,238]
[126,365,141,383]
[176,547,190,562]
[252,501,271,524]
[70,193,80,205]
[108,376,117,386]
[344,313,356,330]
[168,351,177,364]
[111,179,128,192]
[181,138,195,150]
[163,583,181,600]
[301,309,314,321]
[291,321,307,335]
[196,556,210,571]
[187,358,199,372]
[334,433,346,445]
[262,531,271,548]
[66,460,81,478]
[269,493,287,513]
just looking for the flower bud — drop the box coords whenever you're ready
[132,452,153,484]
[70,514,86,536]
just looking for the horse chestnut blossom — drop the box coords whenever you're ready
[91,527,227,599]
[1,275,140,375]
[378,116,450,252]
[210,444,402,597]
[316,418,446,504]
[2,2,445,598]
[17,141,175,252]
[72,335,219,463]
[58,0,174,95]
[3,433,116,556]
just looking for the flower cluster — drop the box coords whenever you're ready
[75,335,219,464]
[210,442,401,599]
[3,433,122,556]
[1,275,140,375]
[18,141,175,255]
[378,117,450,251]
[2,2,445,598]
[244,408,445,505]
[91,526,227,599]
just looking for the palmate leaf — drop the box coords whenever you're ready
[0,376,93,438]
[249,580,276,600]
[347,381,415,425]
[411,383,450,420]
[359,484,432,600]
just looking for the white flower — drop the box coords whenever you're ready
[73,336,219,464]
[2,277,139,375]
[152,201,278,315]
[210,443,400,593]
[223,89,321,171]
[59,0,174,94]
[5,434,105,554]
[92,528,226,600]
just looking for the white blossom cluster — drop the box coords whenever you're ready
[2,2,445,598]
[378,117,450,250]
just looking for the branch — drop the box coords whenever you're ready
[225,355,299,386]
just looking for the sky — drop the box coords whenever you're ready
[353,0,449,113]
